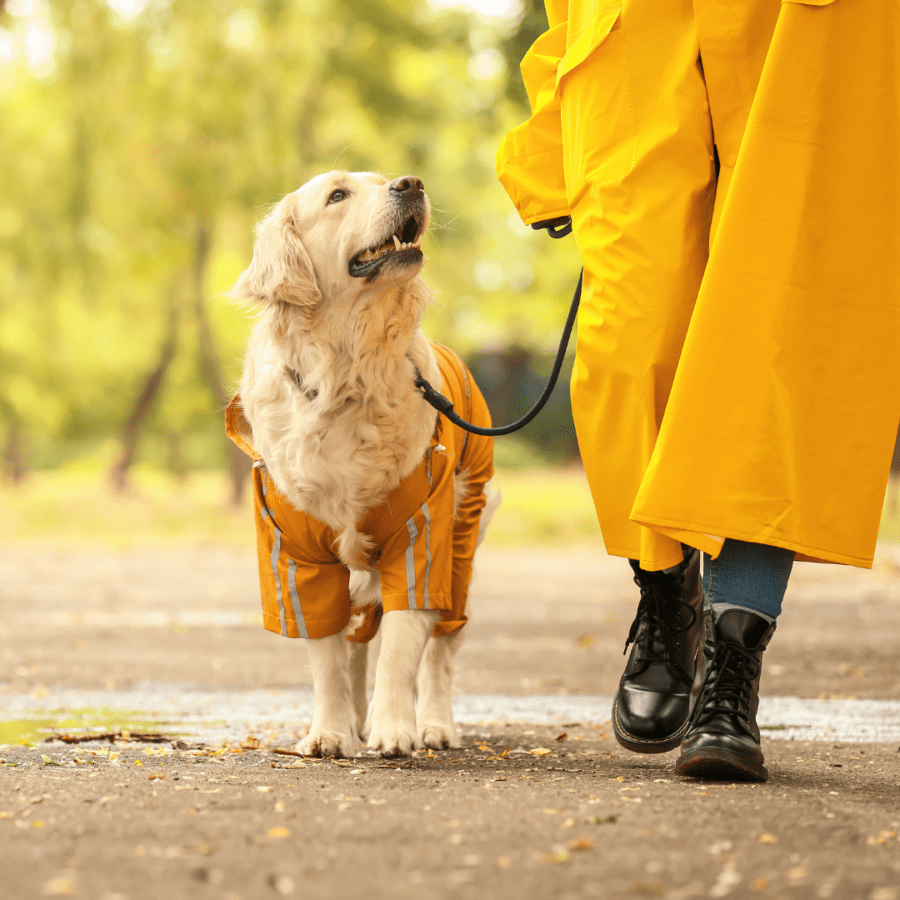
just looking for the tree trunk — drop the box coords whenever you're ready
[109,295,179,492]
[4,420,26,484]
[191,221,252,506]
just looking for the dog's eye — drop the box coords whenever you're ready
[327,189,347,205]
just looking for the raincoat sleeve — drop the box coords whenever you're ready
[495,0,570,225]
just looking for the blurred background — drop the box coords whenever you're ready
[0,0,897,550]
[0,0,599,546]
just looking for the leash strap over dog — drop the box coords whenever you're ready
[415,267,583,437]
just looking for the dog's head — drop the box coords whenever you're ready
[232,171,431,313]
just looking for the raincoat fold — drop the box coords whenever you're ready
[497,0,900,570]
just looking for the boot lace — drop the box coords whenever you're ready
[691,640,760,737]
[623,566,698,684]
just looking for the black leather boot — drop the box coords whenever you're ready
[675,608,776,782]
[612,548,707,753]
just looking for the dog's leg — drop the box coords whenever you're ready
[347,641,369,735]
[295,630,360,758]
[347,568,381,735]
[417,629,464,749]
[365,609,438,757]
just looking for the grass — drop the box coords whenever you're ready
[0,463,602,550]
[3,466,898,552]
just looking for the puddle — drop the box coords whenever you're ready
[0,709,187,747]
[2,686,899,745]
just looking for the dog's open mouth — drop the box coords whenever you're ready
[348,214,424,278]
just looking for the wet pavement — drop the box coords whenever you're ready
[3,686,900,748]
[2,541,900,900]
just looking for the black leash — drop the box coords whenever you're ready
[415,216,581,437]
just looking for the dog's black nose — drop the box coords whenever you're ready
[389,176,424,196]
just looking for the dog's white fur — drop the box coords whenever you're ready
[233,171,497,757]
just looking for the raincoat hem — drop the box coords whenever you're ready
[261,609,351,640]
[381,591,454,614]
[630,514,875,570]
[602,544,686,572]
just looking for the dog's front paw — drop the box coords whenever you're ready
[366,716,422,758]
[295,730,360,759]
[418,721,460,751]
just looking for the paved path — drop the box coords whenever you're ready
[3,542,900,900]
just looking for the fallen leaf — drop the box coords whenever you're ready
[786,866,808,880]
[530,748,553,757]
[268,826,291,839]
[40,755,61,768]
[241,736,262,750]
[867,831,897,845]
[758,833,778,843]
[568,836,594,852]
[554,733,568,742]
[257,786,273,793]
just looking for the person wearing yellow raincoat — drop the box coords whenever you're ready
[497,0,900,780]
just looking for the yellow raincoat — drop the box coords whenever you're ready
[497,0,900,570]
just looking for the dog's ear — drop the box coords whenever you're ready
[231,207,321,310]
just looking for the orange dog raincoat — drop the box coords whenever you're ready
[226,343,494,642]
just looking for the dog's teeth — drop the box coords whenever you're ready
[392,235,402,250]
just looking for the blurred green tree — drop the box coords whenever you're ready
[0,0,580,493]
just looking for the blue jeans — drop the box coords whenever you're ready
[702,539,795,621]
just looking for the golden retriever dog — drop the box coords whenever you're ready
[227,171,498,757]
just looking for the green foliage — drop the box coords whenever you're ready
[0,0,580,475]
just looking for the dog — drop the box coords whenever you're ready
[226,171,498,758]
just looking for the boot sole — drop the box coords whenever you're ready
[611,694,688,754]
[675,747,768,782]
